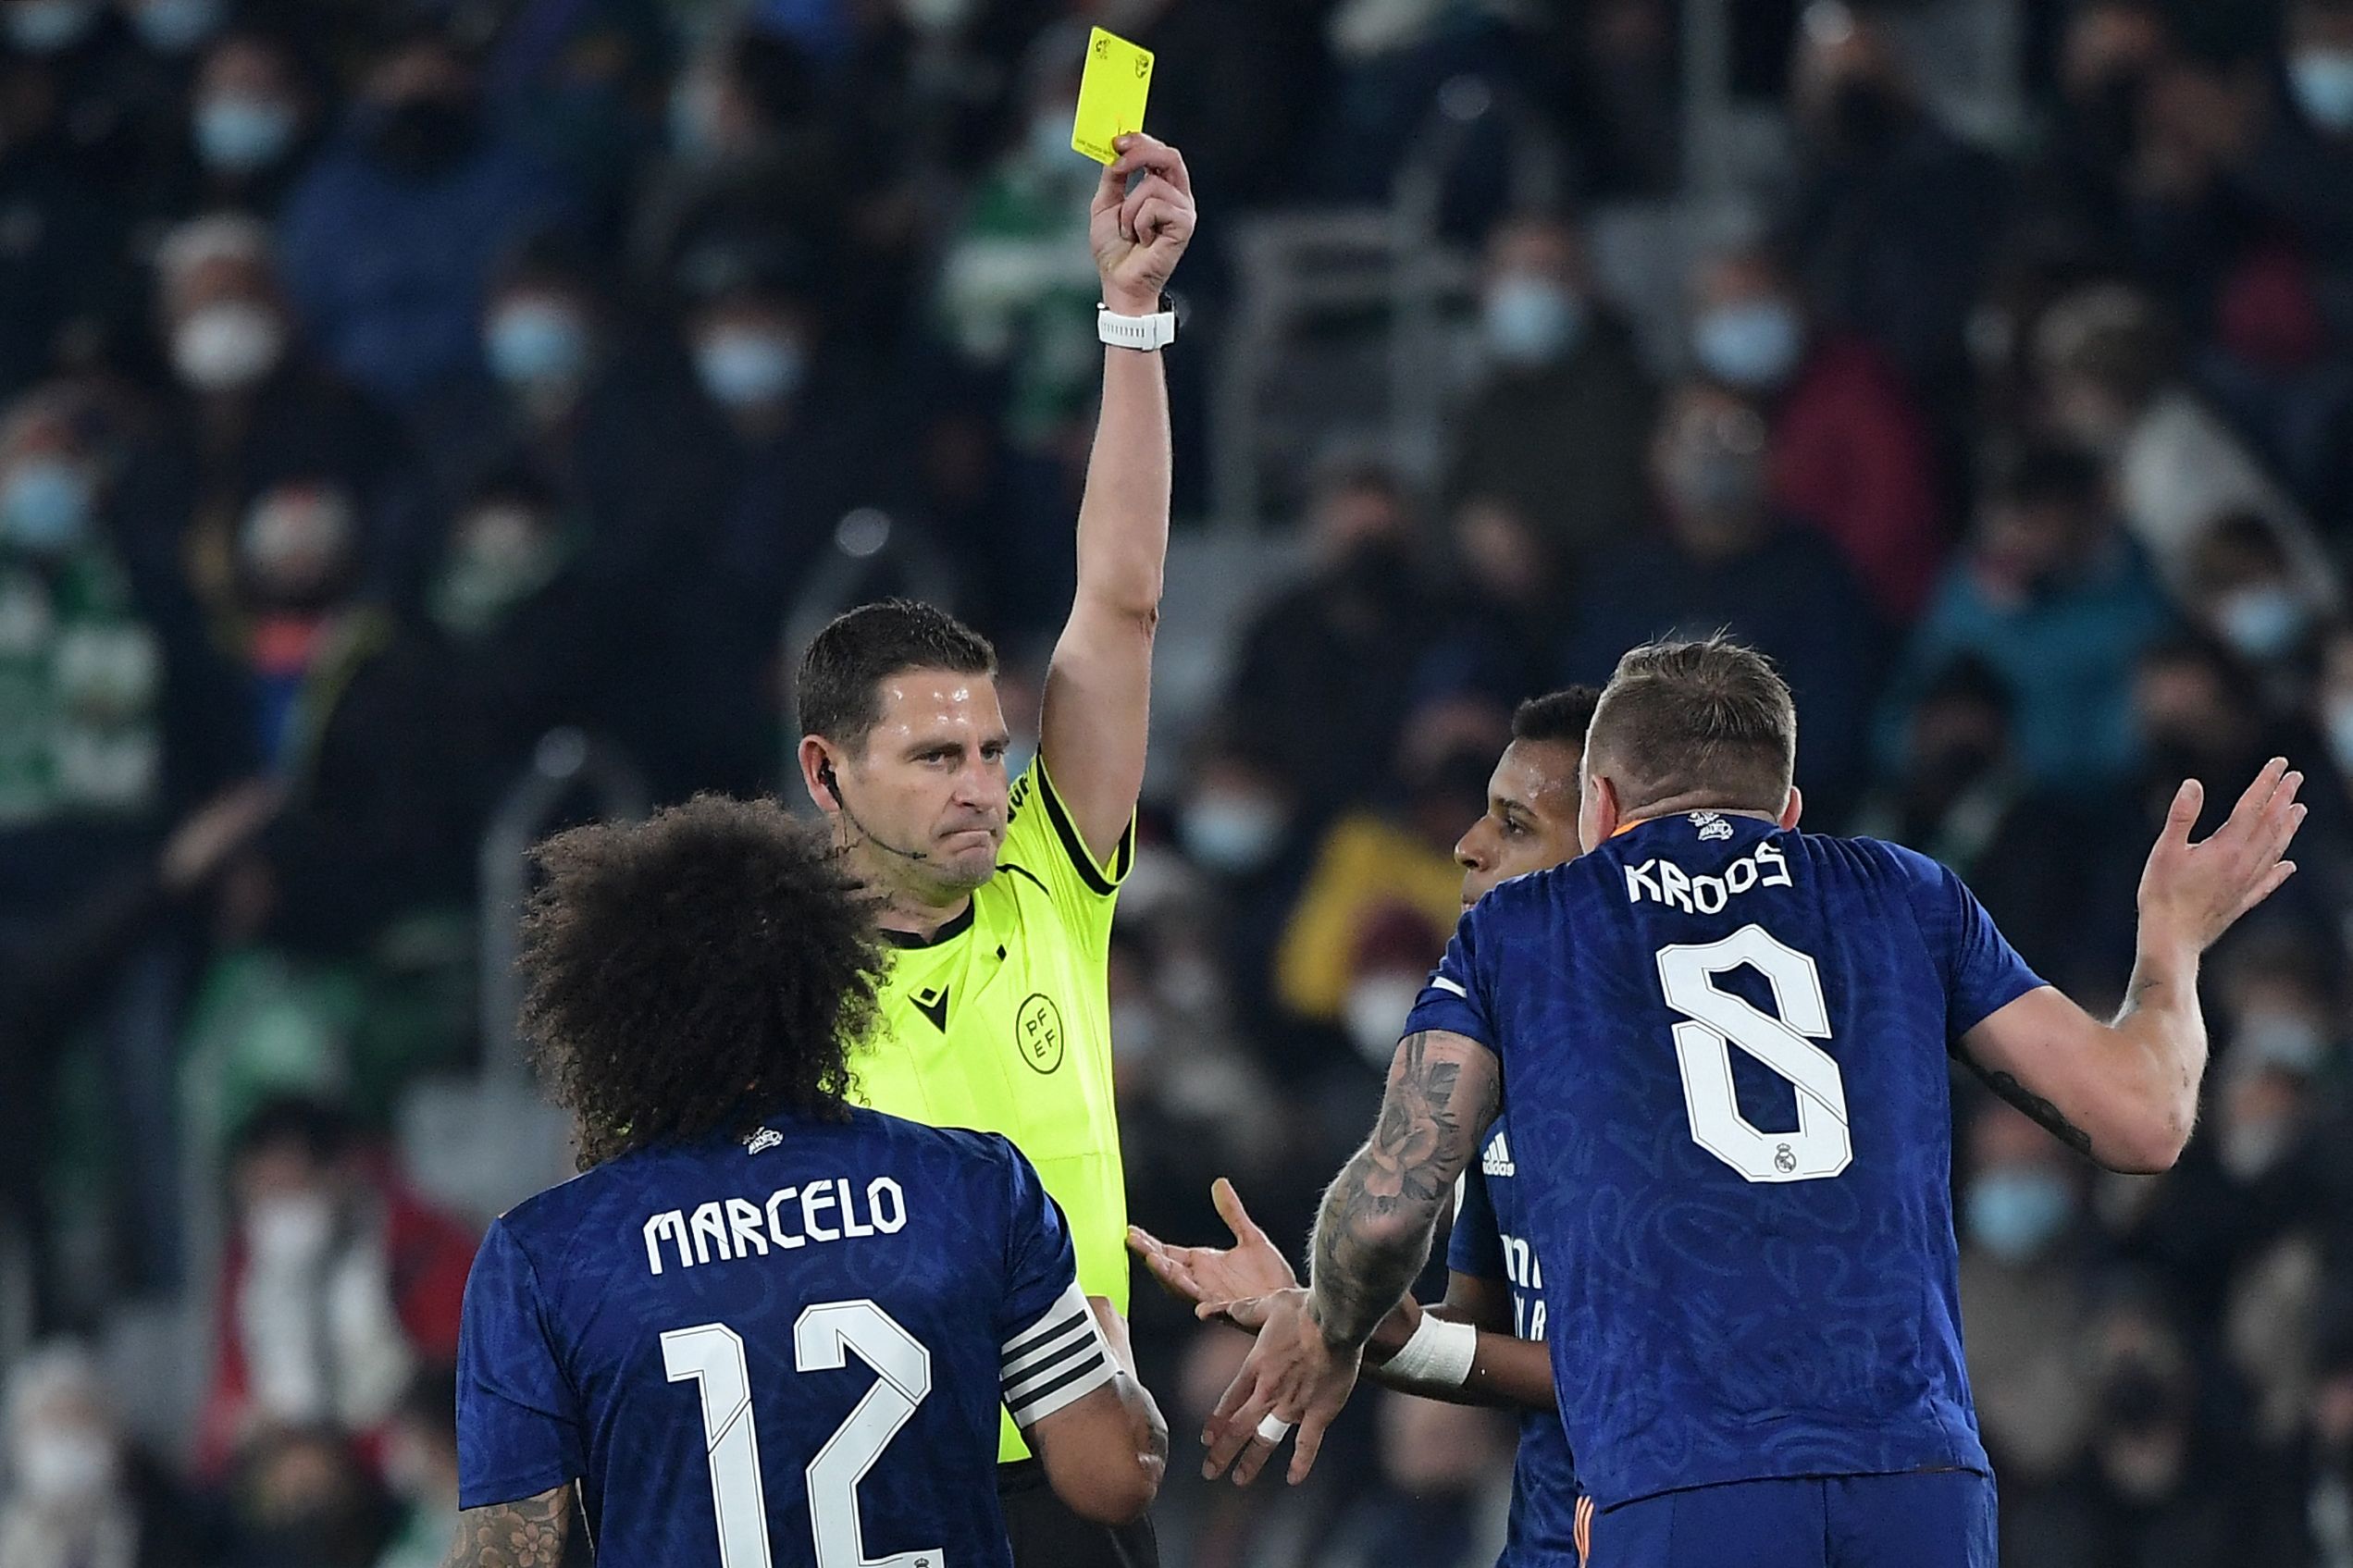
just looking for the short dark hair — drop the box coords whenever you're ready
[796,599,997,752]
[519,796,884,1169]
[1587,636,1795,815]
[1511,685,1601,749]
[230,1095,357,1168]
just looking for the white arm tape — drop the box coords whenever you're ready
[1384,1313,1479,1387]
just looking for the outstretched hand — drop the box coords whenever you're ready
[1091,132,1195,315]
[1199,1288,1359,1488]
[1128,1179,1297,1323]
[2137,757,2305,953]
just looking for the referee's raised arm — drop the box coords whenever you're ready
[1040,133,1196,861]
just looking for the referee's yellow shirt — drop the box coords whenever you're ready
[849,754,1133,1462]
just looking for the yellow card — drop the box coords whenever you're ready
[1071,27,1152,165]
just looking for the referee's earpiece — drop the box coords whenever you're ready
[818,758,843,808]
[818,754,931,864]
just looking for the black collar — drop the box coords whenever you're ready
[878,900,975,949]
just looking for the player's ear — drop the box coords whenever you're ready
[1778,784,1803,831]
[798,735,842,814]
[1581,773,1619,847]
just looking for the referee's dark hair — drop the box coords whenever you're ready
[797,599,998,752]
[1510,685,1602,750]
[519,796,885,1169]
[1588,636,1795,817]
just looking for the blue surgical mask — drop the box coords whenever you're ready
[2324,695,2353,776]
[1965,1168,2073,1264]
[695,328,806,408]
[1027,108,1074,172]
[486,301,590,388]
[195,96,298,174]
[1695,301,1805,391]
[2292,48,2353,134]
[130,0,223,53]
[1482,278,1585,368]
[2212,585,2307,662]
[3,0,99,53]
[0,461,95,554]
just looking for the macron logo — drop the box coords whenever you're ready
[747,1129,782,1156]
[1482,1130,1516,1179]
[1690,811,1733,842]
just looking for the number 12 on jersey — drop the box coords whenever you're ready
[1655,924,1851,1182]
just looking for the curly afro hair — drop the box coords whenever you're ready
[519,795,885,1169]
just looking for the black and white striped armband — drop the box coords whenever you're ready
[1000,1280,1119,1428]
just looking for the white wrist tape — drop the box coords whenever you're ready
[1384,1314,1478,1387]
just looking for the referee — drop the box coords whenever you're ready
[791,133,1194,1568]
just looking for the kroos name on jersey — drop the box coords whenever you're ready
[642,1177,909,1275]
[1622,839,1793,914]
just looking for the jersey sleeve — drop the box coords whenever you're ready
[994,1134,1119,1428]
[455,1218,585,1509]
[997,754,1133,949]
[1884,842,2048,1043]
[1447,1157,1506,1281]
[1404,900,1500,1049]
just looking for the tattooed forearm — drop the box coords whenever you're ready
[443,1486,575,1568]
[1968,1062,2095,1158]
[1307,1031,1501,1348]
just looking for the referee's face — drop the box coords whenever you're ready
[850,670,1013,893]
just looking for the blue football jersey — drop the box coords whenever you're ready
[456,1106,1116,1567]
[1450,1120,1581,1566]
[1406,812,2044,1508]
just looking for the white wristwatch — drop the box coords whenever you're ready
[1097,301,1178,352]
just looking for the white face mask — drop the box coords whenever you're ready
[897,0,974,34]
[1344,974,1427,1069]
[2219,1115,2297,1183]
[14,1427,115,1505]
[172,302,285,392]
[1179,793,1287,874]
[246,1191,335,1266]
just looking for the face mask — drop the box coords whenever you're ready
[486,300,589,388]
[1344,974,1425,1068]
[2293,49,2353,134]
[2212,585,2307,661]
[1965,1168,2073,1263]
[1108,999,1159,1064]
[1695,301,1804,390]
[1027,107,1075,173]
[1482,278,1584,368]
[898,0,975,35]
[195,95,298,175]
[431,507,563,636]
[2236,1011,2328,1074]
[130,0,223,53]
[1,460,95,554]
[669,75,724,160]
[172,302,284,392]
[240,491,353,603]
[1180,793,1286,874]
[1663,444,1768,520]
[2324,694,2353,775]
[2220,1115,2297,1183]
[696,328,806,409]
[246,1191,335,1266]
[14,1427,114,1505]
[3,0,100,54]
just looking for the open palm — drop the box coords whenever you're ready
[1129,1179,1295,1316]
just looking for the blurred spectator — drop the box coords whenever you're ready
[0,49,138,398]
[221,1424,390,1568]
[2182,509,2332,685]
[1442,214,1655,592]
[277,25,578,408]
[372,1368,457,1568]
[1221,459,1442,822]
[1565,381,1879,823]
[0,1342,204,1568]
[1775,1,2008,413]
[2311,1327,2353,1568]
[1689,237,1944,621]
[1413,496,1567,711]
[1881,442,2172,796]
[195,1097,475,1478]
[157,30,322,219]
[2191,240,2353,528]
[2074,1293,2239,1566]
[1957,1100,2101,1564]
[1273,698,1504,1034]
[112,214,416,619]
[472,0,671,235]
[2036,282,2340,604]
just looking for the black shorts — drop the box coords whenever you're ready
[997,1459,1159,1568]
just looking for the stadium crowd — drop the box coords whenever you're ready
[1,0,2352,1562]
